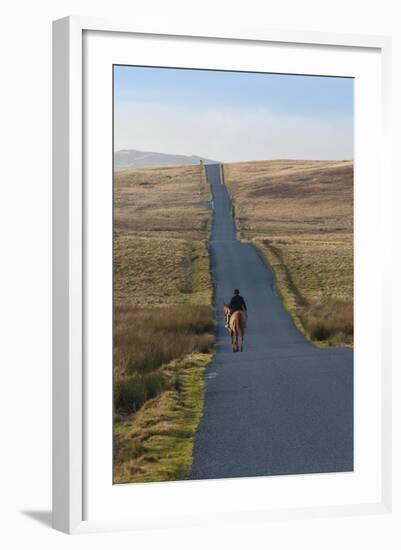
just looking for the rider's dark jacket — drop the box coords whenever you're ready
[229,295,247,312]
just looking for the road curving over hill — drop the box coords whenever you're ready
[190,164,353,480]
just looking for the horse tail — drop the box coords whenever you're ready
[239,311,246,332]
[232,317,239,333]
[239,312,245,352]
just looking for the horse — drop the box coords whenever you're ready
[224,303,246,352]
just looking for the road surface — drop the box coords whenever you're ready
[190,164,353,480]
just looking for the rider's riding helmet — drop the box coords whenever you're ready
[234,288,240,295]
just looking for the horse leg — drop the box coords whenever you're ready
[240,330,244,352]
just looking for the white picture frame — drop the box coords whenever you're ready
[52,16,392,534]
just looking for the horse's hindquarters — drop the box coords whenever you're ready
[229,311,245,352]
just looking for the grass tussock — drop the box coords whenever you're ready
[114,304,214,415]
[224,160,353,347]
[114,371,167,417]
[299,300,353,345]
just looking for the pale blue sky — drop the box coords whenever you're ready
[114,65,353,162]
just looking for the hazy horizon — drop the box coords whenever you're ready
[114,147,353,165]
[114,66,354,163]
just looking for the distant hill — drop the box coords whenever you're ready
[114,149,217,170]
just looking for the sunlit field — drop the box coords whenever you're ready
[224,160,353,346]
[113,164,214,484]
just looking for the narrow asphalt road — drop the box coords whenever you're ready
[190,164,353,480]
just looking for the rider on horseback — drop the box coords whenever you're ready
[225,288,247,328]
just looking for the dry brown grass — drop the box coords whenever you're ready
[114,236,212,307]
[114,304,214,414]
[225,160,352,238]
[300,300,353,345]
[224,160,353,346]
[114,164,212,239]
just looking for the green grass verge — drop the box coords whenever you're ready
[252,239,328,348]
[253,239,353,347]
[113,352,211,484]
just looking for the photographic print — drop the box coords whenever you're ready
[112,65,353,484]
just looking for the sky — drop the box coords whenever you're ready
[113,65,353,162]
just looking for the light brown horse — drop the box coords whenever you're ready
[224,304,246,352]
